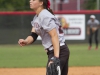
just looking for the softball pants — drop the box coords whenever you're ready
[46,44,70,75]
[89,29,99,47]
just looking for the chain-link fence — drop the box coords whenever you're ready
[50,0,100,11]
[0,14,34,44]
[0,12,100,44]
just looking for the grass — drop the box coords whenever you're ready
[68,44,100,66]
[0,44,100,68]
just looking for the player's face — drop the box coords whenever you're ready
[29,0,43,10]
[90,18,95,22]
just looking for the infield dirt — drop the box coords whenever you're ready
[0,67,100,75]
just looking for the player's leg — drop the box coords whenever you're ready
[46,44,70,75]
[88,29,93,50]
[94,29,98,50]
[59,45,70,75]
[61,58,69,75]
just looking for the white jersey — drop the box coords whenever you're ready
[31,9,65,50]
[87,19,100,28]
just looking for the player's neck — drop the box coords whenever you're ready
[35,7,44,16]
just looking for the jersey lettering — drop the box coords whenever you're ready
[34,22,39,28]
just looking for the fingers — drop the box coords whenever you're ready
[18,39,23,46]
[48,61,53,67]
[18,39,26,47]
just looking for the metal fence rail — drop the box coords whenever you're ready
[50,0,100,11]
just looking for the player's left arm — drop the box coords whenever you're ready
[95,20,100,29]
[98,21,100,29]
[48,28,59,58]
[99,25,100,28]
[47,28,61,75]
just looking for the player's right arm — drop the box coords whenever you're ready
[18,27,38,46]
[97,20,100,28]
[87,25,90,35]
[87,20,90,35]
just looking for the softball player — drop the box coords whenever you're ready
[87,15,100,50]
[18,0,70,75]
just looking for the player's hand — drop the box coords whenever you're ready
[92,27,97,32]
[47,57,61,75]
[18,39,27,47]
[48,61,53,67]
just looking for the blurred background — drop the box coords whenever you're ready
[0,0,100,44]
[0,0,100,75]
[0,0,100,11]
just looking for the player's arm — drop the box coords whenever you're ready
[25,27,38,44]
[98,21,100,28]
[18,27,38,46]
[95,20,100,29]
[87,23,90,35]
[48,28,59,58]
[98,25,100,28]
[87,20,91,35]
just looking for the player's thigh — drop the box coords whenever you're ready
[61,58,69,75]
[59,45,70,75]
[95,30,98,37]
[60,53,69,75]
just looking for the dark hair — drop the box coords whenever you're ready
[39,0,54,15]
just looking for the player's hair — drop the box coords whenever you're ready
[39,0,54,15]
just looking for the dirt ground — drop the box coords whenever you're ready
[0,67,100,75]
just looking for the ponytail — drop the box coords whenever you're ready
[47,8,54,15]
[40,0,54,15]
[47,0,54,15]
